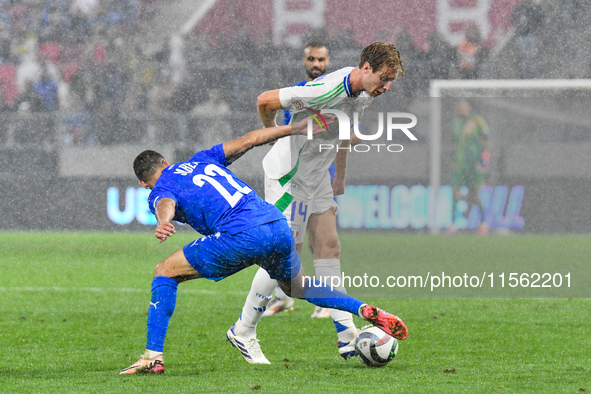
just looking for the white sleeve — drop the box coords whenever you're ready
[278,83,335,111]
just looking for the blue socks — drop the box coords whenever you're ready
[302,279,363,316]
[146,276,178,352]
[144,276,362,352]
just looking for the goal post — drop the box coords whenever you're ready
[429,79,591,234]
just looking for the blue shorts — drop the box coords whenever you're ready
[182,219,301,282]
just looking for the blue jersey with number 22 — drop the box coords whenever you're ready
[148,144,284,236]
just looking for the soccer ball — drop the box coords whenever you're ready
[354,326,398,367]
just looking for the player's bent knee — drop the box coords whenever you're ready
[154,261,170,278]
[154,260,177,278]
[153,249,202,281]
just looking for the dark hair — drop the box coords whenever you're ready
[305,42,327,51]
[133,150,166,182]
[358,42,403,76]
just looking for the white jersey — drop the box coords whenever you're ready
[262,67,372,196]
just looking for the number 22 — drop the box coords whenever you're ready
[193,164,251,207]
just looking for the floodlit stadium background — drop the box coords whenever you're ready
[0,0,589,234]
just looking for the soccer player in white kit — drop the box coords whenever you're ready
[262,42,332,320]
[228,42,404,363]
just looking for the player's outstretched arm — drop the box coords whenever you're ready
[223,116,331,163]
[257,90,282,128]
[154,198,177,243]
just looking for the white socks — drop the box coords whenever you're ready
[234,259,358,344]
[234,267,277,338]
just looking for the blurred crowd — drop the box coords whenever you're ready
[0,0,589,145]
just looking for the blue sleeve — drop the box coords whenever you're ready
[190,144,231,167]
[148,188,178,215]
[283,109,292,126]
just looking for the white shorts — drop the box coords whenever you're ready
[265,171,339,244]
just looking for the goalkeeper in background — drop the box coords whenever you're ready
[448,100,490,235]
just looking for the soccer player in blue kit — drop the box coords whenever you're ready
[119,115,408,375]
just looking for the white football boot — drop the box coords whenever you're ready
[226,324,270,364]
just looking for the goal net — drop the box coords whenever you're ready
[429,79,591,234]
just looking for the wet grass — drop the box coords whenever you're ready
[0,232,589,393]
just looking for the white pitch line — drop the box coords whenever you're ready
[0,286,248,296]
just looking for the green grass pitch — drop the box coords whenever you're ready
[0,232,590,393]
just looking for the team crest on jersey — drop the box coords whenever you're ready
[292,100,305,111]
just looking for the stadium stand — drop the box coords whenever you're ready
[0,0,590,173]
